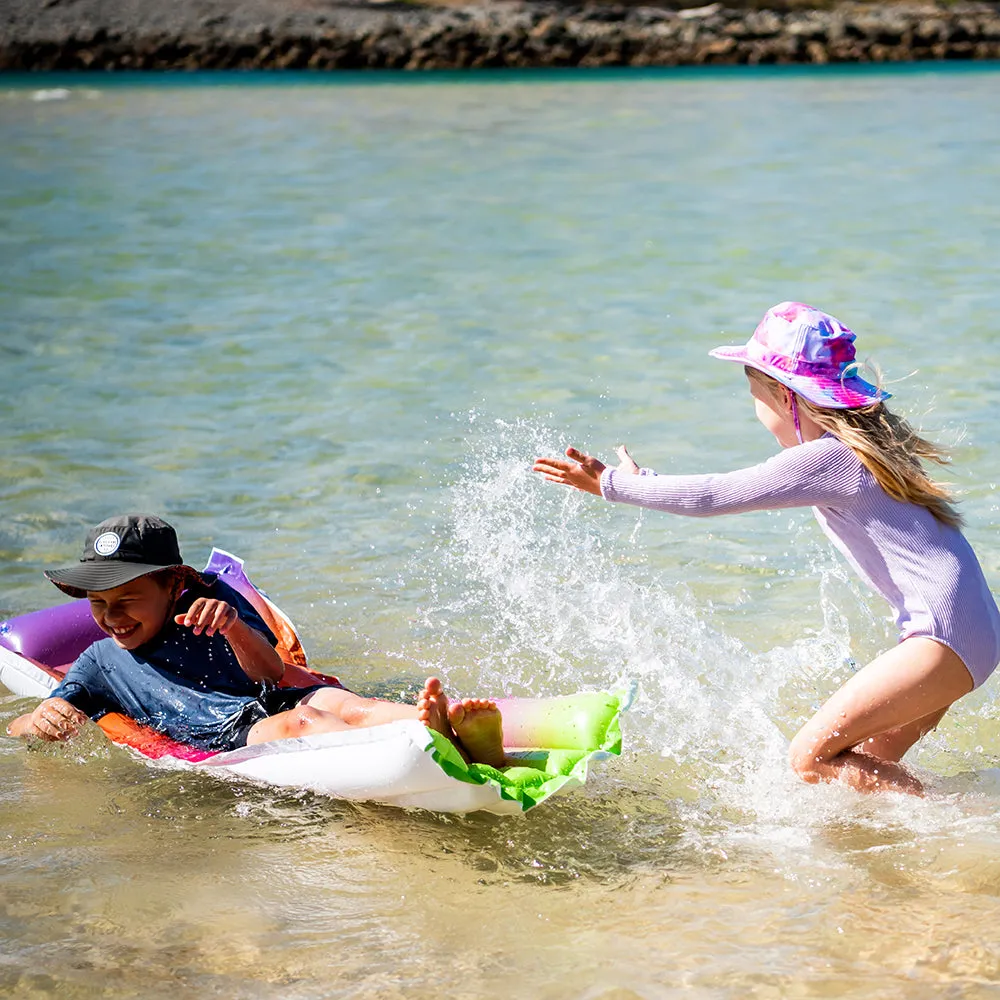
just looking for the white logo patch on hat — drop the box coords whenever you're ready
[94,531,122,556]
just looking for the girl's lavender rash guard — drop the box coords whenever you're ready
[599,434,1000,687]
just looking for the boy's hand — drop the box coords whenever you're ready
[532,446,607,496]
[175,599,238,637]
[19,697,88,741]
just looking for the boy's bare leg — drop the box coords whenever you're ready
[246,702,353,744]
[293,678,508,769]
[248,677,457,746]
[300,684,421,727]
[246,678,508,768]
[449,698,506,770]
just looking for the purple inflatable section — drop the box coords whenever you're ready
[0,600,104,666]
[202,548,257,605]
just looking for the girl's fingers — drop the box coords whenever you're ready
[566,446,606,474]
[534,451,605,494]
[533,464,574,483]
[532,461,573,483]
[616,444,640,473]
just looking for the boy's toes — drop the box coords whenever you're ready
[447,700,467,729]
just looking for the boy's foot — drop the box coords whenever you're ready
[416,677,457,741]
[449,698,506,770]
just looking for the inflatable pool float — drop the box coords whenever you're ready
[0,549,622,815]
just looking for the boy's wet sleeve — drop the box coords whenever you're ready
[49,650,113,719]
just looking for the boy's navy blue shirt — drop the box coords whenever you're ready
[50,576,279,750]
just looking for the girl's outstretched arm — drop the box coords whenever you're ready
[533,445,640,496]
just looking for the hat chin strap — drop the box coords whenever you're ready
[791,394,804,445]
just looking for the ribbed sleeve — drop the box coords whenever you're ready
[599,435,863,517]
[597,433,1000,687]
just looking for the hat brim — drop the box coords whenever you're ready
[44,561,182,599]
[709,345,890,410]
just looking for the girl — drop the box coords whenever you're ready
[533,301,1000,795]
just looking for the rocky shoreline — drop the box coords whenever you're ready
[2,0,999,70]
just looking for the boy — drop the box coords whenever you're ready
[7,514,505,768]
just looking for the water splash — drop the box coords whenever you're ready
[410,413,1000,869]
[412,419,783,796]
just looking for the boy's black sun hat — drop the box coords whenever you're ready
[45,514,184,598]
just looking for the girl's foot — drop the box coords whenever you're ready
[448,698,506,770]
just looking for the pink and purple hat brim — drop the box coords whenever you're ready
[709,344,890,409]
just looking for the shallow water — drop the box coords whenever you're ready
[2,67,1000,998]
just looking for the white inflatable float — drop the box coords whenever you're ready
[0,549,622,815]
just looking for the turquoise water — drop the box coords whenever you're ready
[2,68,1000,998]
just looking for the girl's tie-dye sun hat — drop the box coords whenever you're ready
[709,301,890,409]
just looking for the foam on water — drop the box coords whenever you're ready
[8,88,101,103]
[31,89,72,103]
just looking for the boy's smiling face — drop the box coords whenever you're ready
[86,573,176,650]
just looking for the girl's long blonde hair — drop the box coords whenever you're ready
[745,367,963,528]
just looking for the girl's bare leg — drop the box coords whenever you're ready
[788,638,973,795]
[854,707,949,762]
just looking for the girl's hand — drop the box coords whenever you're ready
[19,697,88,742]
[532,446,607,497]
[615,444,640,474]
[175,599,238,637]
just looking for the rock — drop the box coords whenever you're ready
[2,0,1000,70]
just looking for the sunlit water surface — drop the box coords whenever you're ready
[2,68,1000,998]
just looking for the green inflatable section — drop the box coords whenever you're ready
[426,691,623,812]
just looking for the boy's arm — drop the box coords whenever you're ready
[7,697,90,741]
[175,598,285,684]
[224,617,285,684]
